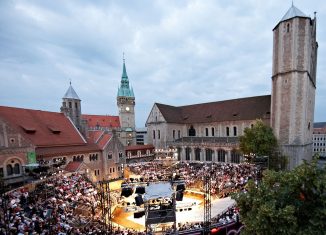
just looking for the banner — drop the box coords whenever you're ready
[27,152,37,164]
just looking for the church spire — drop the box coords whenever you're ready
[117,55,134,98]
[63,81,80,100]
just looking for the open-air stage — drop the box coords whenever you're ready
[111,190,235,231]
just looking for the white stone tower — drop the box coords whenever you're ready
[117,58,136,146]
[60,82,83,132]
[271,5,318,169]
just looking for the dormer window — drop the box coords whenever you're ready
[47,126,61,134]
[20,125,36,134]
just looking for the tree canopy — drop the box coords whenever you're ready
[239,119,277,157]
[233,159,326,235]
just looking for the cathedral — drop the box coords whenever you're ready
[146,4,318,169]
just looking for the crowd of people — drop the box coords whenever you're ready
[128,161,258,198]
[0,173,104,234]
[0,161,256,234]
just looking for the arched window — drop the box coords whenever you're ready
[195,148,201,161]
[6,164,13,176]
[211,127,215,136]
[153,130,156,139]
[217,149,226,162]
[108,152,113,160]
[233,126,237,136]
[188,126,196,136]
[205,128,209,137]
[14,163,20,174]
[287,23,290,32]
[205,149,213,161]
[177,148,181,161]
[231,150,241,164]
[185,147,191,161]
[226,127,230,137]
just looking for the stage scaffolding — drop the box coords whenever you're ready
[98,180,112,233]
[203,171,212,234]
[144,192,177,234]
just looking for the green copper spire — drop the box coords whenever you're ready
[117,56,134,98]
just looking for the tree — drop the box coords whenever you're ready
[233,159,326,235]
[239,119,277,158]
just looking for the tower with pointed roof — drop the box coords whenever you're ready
[271,4,318,169]
[60,82,83,132]
[117,58,136,146]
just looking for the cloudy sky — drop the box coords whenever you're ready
[0,0,325,127]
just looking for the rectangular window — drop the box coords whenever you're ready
[158,130,160,139]
[178,130,181,139]
[211,128,215,136]
[173,130,175,139]
[205,128,209,137]
[75,102,78,109]
[153,130,156,139]
[0,168,3,177]
[69,102,72,108]
[109,168,112,173]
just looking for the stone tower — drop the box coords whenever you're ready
[117,58,136,146]
[60,82,83,132]
[271,5,318,169]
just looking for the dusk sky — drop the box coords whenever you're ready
[0,0,325,128]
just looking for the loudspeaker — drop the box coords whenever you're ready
[135,186,145,194]
[176,191,183,201]
[121,187,133,197]
[176,184,185,191]
[135,195,144,206]
[134,211,145,218]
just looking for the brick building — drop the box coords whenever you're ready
[0,106,124,185]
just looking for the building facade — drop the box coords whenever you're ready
[125,144,155,164]
[136,128,148,145]
[313,122,326,158]
[146,96,271,164]
[146,5,318,169]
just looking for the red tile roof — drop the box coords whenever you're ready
[126,144,155,151]
[64,161,83,172]
[87,130,103,143]
[87,130,112,150]
[82,114,120,128]
[155,95,271,124]
[97,133,112,149]
[0,106,86,147]
[36,143,100,157]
